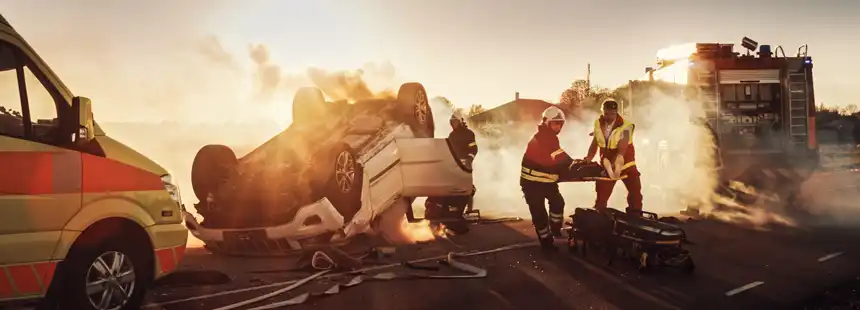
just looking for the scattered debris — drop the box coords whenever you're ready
[154,270,232,288]
[238,252,489,309]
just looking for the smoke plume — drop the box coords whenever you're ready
[430,88,722,220]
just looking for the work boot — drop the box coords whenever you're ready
[540,237,557,252]
[551,226,564,239]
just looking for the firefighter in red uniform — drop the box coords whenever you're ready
[521,106,575,251]
[584,99,643,214]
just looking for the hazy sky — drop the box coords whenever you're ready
[2,0,859,122]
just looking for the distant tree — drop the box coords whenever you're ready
[559,79,616,117]
[840,104,858,116]
[467,104,486,117]
[559,80,592,110]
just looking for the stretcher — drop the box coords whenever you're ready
[558,159,629,182]
[563,207,695,274]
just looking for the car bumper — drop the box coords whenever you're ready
[182,197,354,255]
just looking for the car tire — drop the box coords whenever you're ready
[292,87,328,126]
[325,143,364,222]
[397,82,434,138]
[50,238,152,310]
[191,144,238,203]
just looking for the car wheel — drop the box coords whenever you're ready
[397,82,434,138]
[191,144,238,204]
[54,239,151,310]
[325,144,364,222]
[292,87,328,126]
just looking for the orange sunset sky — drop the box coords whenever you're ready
[2,0,858,124]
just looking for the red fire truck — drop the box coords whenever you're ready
[622,37,819,210]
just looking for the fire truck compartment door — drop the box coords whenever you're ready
[719,69,781,84]
[362,138,474,214]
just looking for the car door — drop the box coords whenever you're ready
[363,136,474,216]
[0,34,81,300]
[394,138,474,197]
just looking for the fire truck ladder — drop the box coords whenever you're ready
[787,70,809,145]
[696,70,719,130]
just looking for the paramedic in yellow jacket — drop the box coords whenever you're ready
[584,99,643,214]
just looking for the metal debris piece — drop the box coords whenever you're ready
[246,293,310,310]
[213,270,329,310]
[244,252,488,308]
[373,272,397,280]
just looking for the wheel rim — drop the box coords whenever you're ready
[413,90,429,126]
[335,151,356,194]
[85,251,136,310]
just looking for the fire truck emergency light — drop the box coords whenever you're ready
[741,37,758,52]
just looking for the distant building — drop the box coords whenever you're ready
[468,92,570,126]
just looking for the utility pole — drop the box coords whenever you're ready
[586,63,591,89]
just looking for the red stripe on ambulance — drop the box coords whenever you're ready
[0,151,53,195]
[82,153,164,193]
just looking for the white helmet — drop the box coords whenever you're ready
[450,112,465,124]
[541,106,565,124]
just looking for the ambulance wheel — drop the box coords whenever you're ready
[325,144,364,222]
[397,82,434,138]
[191,144,238,202]
[51,236,152,310]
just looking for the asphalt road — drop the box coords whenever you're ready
[141,216,860,310]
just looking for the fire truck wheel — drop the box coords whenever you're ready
[325,144,364,222]
[53,237,152,310]
[397,82,434,138]
[191,144,238,203]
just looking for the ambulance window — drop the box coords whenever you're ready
[0,42,24,138]
[22,64,60,144]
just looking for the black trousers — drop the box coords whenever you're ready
[521,180,565,241]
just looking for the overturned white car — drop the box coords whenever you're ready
[183,83,475,255]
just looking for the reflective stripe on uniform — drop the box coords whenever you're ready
[550,149,565,159]
[537,226,551,238]
[468,142,477,147]
[593,119,635,149]
[468,153,476,158]
[549,212,563,222]
[622,161,636,171]
[0,261,58,298]
[521,166,559,183]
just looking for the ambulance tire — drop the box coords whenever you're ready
[51,236,152,310]
[397,82,434,138]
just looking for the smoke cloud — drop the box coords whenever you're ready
[434,88,722,221]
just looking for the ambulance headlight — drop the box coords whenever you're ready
[160,174,184,209]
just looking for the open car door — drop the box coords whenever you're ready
[363,138,473,214]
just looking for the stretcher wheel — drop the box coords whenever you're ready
[567,236,577,253]
[681,257,696,275]
[637,251,655,274]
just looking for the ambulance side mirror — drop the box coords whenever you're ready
[71,96,95,145]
